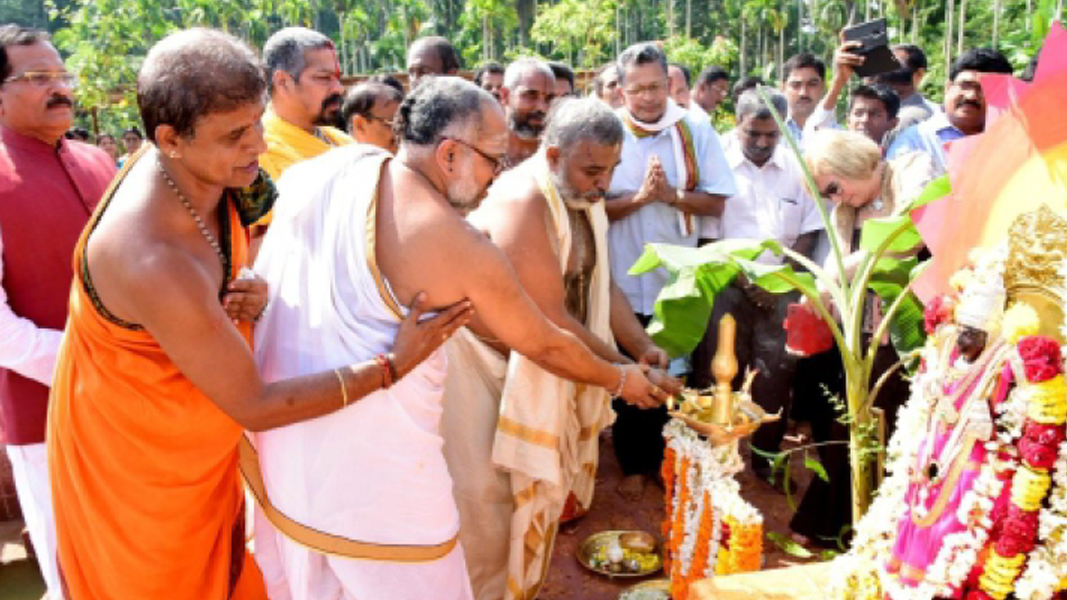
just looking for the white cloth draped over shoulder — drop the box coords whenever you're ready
[443,152,615,600]
[251,145,472,600]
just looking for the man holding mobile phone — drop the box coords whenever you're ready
[887,48,1013,173]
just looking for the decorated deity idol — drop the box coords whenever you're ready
[831,206,1067,600]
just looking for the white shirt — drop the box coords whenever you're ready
[608,114,736,315]
[801,103,842,138]
[720,142,824,265]
[0,225,63,386]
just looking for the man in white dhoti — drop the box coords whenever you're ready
[250,78,670,600]
[443,98,682,600]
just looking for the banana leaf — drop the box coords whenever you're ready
[867,256,928,355]
[859,214,922,254]
[909,175,951,210]
[629,239,817,357]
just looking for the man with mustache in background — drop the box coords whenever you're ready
[887,48,1013,173]
[499,57,555,169]
[256,27,352,233]
[0,24,115,598]
[781,53,827,144]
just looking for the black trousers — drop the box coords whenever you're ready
[789,340,910,544]
[689,285,798,476]
[611,313,671,476]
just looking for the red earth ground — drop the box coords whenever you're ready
[540,426,825,599]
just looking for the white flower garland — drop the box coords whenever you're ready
[1014,440,1067,600]
[663,420,761,584]
[831,322,1027,600]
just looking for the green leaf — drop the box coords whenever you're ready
[804,452,830,482]
[908,175,952,211]
[766,531,814,558]
[859,215,922,254]
[632,239,823,357]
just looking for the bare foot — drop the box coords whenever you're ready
[790,532,812,547]
[617,474,646,501]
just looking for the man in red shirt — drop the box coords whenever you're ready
[0,24,115,596]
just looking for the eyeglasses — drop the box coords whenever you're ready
[442,137,506,176]
[820,181,841,198]
[2,71,78,88]
[623,81,667,98]
[366,114,396,129]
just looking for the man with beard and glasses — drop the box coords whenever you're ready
[250,77,668,600]
[500,57,555,168]
[256,27,352,233]
[442,98,680,600]
[690,90,822,487]
[888,48,1013,173]
[607,42,736,500]
[0,25,114,598]
[781,53,827,144]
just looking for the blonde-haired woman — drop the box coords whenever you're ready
[804,128,936,277]
[789,129,937,548]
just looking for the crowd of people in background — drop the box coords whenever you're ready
[0,15,1041,600]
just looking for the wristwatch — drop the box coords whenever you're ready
[675,187,685,204]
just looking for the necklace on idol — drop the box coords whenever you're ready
[156,157,227,271]
[909,338,1004,521]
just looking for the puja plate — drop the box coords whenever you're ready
[576,530,663,578]
[618,578,671,599]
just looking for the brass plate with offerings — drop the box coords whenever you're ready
[576,530,663,578]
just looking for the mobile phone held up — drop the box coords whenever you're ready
[841,18,902,78]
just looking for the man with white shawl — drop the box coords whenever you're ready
[443,98,681,600]
[605,42,737,498]
[250,78,670,600]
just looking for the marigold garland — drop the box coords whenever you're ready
[662,446,677,572]
[662,420,763,597]
[829,326,1067,600]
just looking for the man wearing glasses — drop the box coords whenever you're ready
[252,77,666,600]
[605,42,736,501]
[0,24,114,598]
[342,81,402,154]
[256,27,353,234]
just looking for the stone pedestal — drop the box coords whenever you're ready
[689,561,832,600]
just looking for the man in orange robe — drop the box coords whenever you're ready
[46,29,471,600]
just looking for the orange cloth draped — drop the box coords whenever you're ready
[47,177,266,599]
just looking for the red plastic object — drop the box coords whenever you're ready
[783,302,835,356]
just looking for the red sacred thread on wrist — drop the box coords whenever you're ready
[376,354,394,389]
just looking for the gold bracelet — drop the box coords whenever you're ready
[334,368,349,408]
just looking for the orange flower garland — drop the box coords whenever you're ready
[719,516,763,574]
[662,420,765,598]
[669,455,691,588]
[662,446,677,572]
[686,491,715,583]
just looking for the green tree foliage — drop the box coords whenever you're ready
[22,0,1057,136]
[530,0,617,68]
